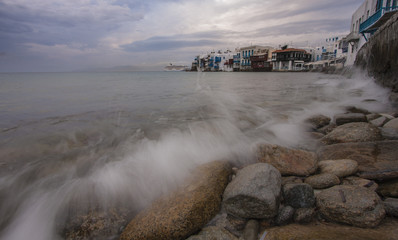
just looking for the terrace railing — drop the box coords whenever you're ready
[360,6,398,33]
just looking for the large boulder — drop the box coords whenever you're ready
[304,173,340,189]
[321,122,382,145]
[257,144,317,176]
[384,118,398,129]
[316,185,385,228]
[223,163,281,219]
[119,161,232,240]
[334,113,367,126]
[318,159,358,178]
[317,141,398,180]
[282,183,315,209]
[261,220,398,240]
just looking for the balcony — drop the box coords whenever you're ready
[360,6,398,33]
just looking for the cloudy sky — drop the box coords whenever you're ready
[0,0,364,72]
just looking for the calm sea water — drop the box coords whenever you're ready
[0,71,393,239]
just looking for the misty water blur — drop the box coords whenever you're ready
[0,71,393,239]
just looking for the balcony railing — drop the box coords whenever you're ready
[360,6,398,33]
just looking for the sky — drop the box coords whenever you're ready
[0,0,364,72]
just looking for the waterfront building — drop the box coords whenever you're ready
[346,0,398,66]
[272,48,312,71]
[193,50,234,72]
[239,45,273,71]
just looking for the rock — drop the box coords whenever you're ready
[305,115,331,129]
[293,208,315,224]
[308,132,325,139]
[242,220,259,240]
[370,116,389,127]
[260,219,398,240]
[334,113,367,126]
[282,183,315,209]
[186,226,238,240]
[275,205,294,226]
[380,127,398,140]
[318,159,358,178]
[383,198,398,217]
[345,106,371,115]
[63,207,130,240]
[119,161,232,240]
[281,176,303,185]
[342,176,378,192]
[223,163,281,219]
[304,173,340,189]
[317,141,398,180]
[257,144,317,176]
[367,113,382,122]
[321,122,382,145]
[377,179,398,197]
[318,123,337,135]
[316,185,385,228]
[226,214,247,231]
[384,118,398,129]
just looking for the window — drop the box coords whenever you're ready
[367,10,370,19]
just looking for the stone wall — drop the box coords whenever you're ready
[355,12,398,93]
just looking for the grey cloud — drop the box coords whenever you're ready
[123,35,222,52]
[254,19,350,37]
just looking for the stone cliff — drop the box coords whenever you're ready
[355,12,398,93]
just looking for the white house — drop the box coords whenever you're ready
[346,0,398,66]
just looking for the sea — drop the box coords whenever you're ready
[0,71,393,239]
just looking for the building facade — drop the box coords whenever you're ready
[272,48,312,71]
[239,46,274,71]
[346,0,398,66]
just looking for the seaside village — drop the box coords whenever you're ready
[187,0,398,72]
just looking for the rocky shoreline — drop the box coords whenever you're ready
[63,106,398,240]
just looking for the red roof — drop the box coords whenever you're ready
[273,48,307,53]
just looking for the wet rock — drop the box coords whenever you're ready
[223,163,281,219]
[384,118,398,129]
[257,144,317,176]
[261,219,398,240]
[380,127,398,140]
[345,106,371,115]
[63,207,130,240]
[275,205,294,226]
[367,113,382,122]
[334,113,367,126]
[305,115,331,129]
[242,220,259,240]
[186,226,238,240]
[293,208,315,224]
[370,116,389,127]
[321,122,382,145]
[318,159,358,178]
[119,161,232,240]
[281,176,303,185]
[342,176,378,192]
[316,185,385,228]
[377,179,398,198]
[317,141,398,180]
[383,198,398,217]
[318,123,337,135]
[304,173,340,189]
[283,183,315,209]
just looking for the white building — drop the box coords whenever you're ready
[346,0,398,66]
[195,50,235,72]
